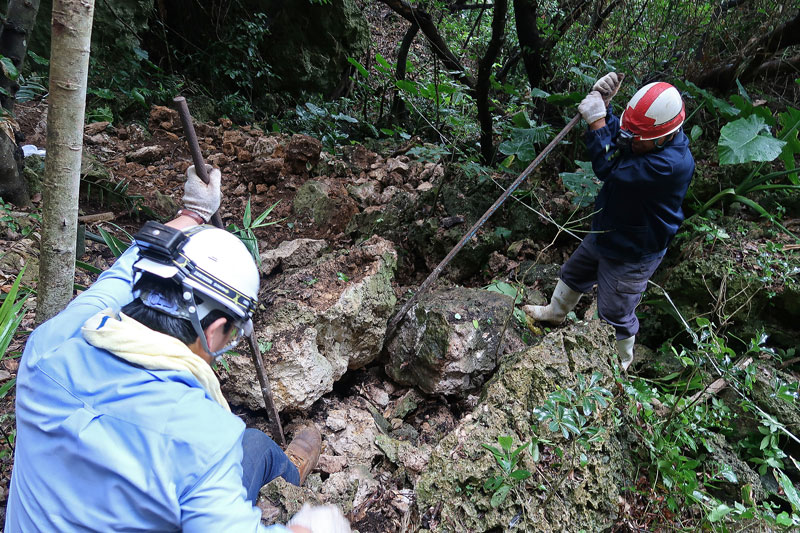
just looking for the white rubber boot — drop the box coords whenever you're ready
[523,279,582,324]
[617,336,635,371]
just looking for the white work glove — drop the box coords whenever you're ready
[578,91,607,125]
[592,72,620,100]
[182,164,221,222]
[287,504,351,533]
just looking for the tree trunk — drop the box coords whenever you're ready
[36,0,95,324]
[694,10,800,90]
[391,22,419,121]
[377,0,476,90]
[513,0,548,90]
[477,0,507,164]
[0,0,42,113]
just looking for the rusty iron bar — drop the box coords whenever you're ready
[173,95,285,446]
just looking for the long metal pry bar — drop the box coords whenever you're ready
[173,96,286,447]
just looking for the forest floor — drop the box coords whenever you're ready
[1,94,799,531]
[0,100,591,531]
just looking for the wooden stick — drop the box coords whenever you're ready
[77,212,115,223]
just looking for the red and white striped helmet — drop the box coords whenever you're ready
[620,82,686,141]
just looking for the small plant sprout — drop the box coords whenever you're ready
[481,435,533,507]
[227,198,281,265]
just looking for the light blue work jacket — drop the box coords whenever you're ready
[5,246,289,532]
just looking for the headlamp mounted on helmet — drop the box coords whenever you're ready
[132,221,258,358]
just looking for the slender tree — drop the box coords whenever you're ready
[477,0,508,164]
[36,0,95,323]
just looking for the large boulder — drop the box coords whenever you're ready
[416,320,626,532]
[384,287,526,397]
[220,236,397,411]
[293,179,359,235]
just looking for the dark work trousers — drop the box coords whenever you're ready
[559,238,664,340]
[240,428,300,501]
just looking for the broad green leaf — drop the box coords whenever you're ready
[485,281,523,304]
[530,88,550,98]
[511,110,532,128]
[490,484,511,507]
[498,125,553,164]
[510,469,531,480]
[718,115,786,165]
[131,89,146,107]
[483,476,502,491]
[375,53,392,72]
[331,112,358,123]
[717,464,738,483]
[530,442,540,462]
[0,56,19,81]
[305,102,327,116]
[546,91,583,106]
[775,512,794,526]
[498,436,513,452]
[347,57,369,79]
[690,125,703,142]
[678,80,740,119]
[777,107,800,184]
[395,79,419,96]
[560,160,600,207]
[708,503,732,522]
[482,443,502,456]
[775,470,800,511]
[27,50,49,66]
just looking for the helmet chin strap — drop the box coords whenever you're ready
[181,283,228,360]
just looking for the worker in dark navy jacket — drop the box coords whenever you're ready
[524,73,695,370]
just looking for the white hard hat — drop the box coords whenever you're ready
[133,224,260,356]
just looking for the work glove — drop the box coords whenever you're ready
[182,164,221,222]
[578,91,607,125]
[592,72,621,100]
[287,504,351,533]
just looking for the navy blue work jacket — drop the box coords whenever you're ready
[584,106,695,262]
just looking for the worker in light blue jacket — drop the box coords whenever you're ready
[524,74,695,370]
[6,165,349,533]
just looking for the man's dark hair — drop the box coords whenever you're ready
[122,273,235,346]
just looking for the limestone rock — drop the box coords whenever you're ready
[326,408,381,463]
[221,237,397,411]
[385,287,526,396]
[317,454,348,474]
[259,238,328,276]
[293,179,359,234]
[416,320,625,532]
[126,145,165,164]
[283,134,322,177]
[253,136,282,158]
[320,465,378,513]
